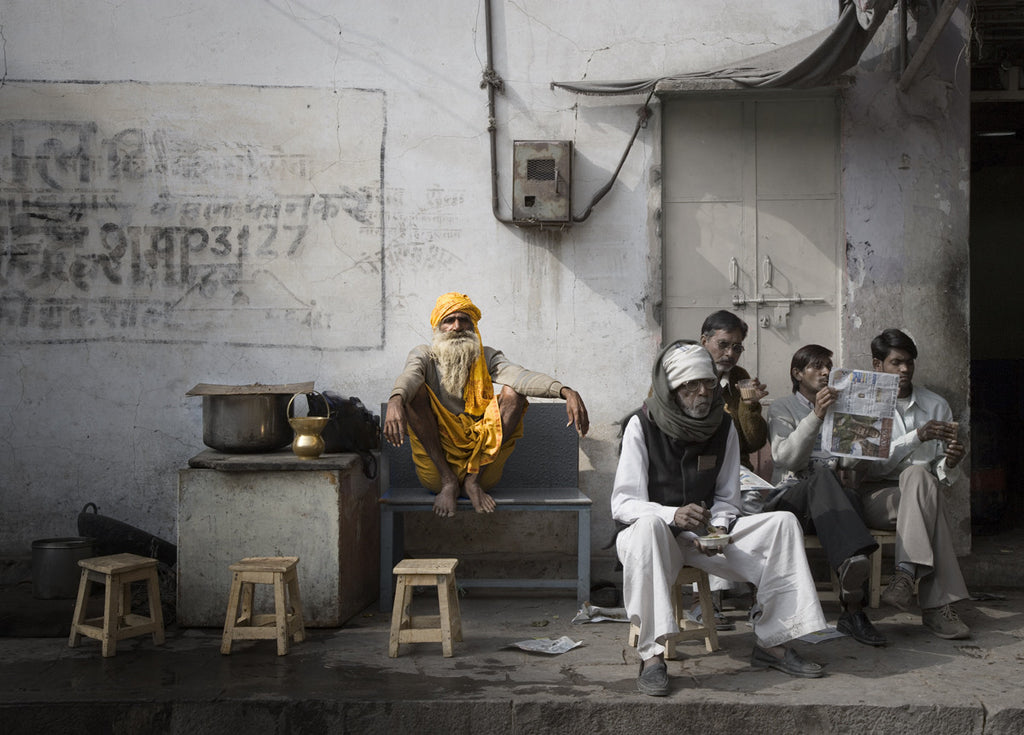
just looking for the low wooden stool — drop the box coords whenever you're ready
[389,558,463,658]
[628,566,719,658]
[68,553,165,657]
[805,529,898,608]
[221,556,306,656]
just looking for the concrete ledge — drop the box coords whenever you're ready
[3,687,1024,735]
[3,589,1024,734]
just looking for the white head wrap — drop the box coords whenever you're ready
[662,343,716,391]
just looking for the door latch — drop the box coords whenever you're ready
[732,294,826,330]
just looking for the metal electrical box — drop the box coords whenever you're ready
[512,140,572,224]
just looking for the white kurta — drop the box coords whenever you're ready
[613,414,827,660]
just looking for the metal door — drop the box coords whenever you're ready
[662,94,841,396]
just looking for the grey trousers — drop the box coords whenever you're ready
[858,465,969,609]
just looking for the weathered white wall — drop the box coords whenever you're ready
[841,2,972,550]
[1,1,969,562]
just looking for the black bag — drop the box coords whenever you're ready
[309,392,380,478]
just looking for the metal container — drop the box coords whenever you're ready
[32,537,96,599]
[202,393,292,453]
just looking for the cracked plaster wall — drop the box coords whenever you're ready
[0,1,969,564]
[840,5,972,552]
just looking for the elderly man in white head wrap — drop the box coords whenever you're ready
[612,341,828,696]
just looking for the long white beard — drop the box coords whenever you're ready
[431,329,480,396]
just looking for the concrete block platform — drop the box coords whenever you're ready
[2,586,1024,734]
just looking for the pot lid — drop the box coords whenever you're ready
[186,381,315,396]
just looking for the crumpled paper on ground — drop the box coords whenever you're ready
[571,602,630,624]
[508,635,583,654]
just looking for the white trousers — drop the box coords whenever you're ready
[616,511,827,660]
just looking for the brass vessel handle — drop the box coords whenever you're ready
[287,390,331,419]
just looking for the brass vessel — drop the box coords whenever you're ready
[288,416,330,458]
[287,392,330,459]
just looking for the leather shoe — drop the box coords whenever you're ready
[636,659,670,696]
[837,554,870,604]
[751,645,825,678]
[837,608,887,646]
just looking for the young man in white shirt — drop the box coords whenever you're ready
[858,329,970,639]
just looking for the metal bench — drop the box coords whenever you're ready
[379,401,591,611]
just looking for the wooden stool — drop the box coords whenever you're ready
[389,558,463,658]
[68,553,165,657]
[805,529,898,608]
[221,556,306,656]
[628,566,719,658]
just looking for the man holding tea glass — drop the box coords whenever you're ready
[855,329,970,639]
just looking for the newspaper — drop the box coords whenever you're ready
[821,369,899,460]
[507,636,583,654]
[739,466,777,515]
[572,602,629,624]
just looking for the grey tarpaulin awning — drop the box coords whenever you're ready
[551,0,896,95]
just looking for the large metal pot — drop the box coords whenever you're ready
[202,393,292,453]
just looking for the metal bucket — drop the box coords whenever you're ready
[31,537,96,599]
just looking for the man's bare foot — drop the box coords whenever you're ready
[433,478,459,518]
[463,474,496,513]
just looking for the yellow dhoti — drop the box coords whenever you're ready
[409,387,526,492]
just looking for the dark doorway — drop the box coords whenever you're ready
[969,9,1024,533]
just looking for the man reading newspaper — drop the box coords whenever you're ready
[848,329,971,640]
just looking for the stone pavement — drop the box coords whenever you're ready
[2,581,1024,734]
[3,529,1024,734]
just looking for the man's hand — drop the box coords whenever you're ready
[812,386,839,420]
[383,395,407,447]
[672,503,711,533]
[560,387,590,437]
[944,439,965,469]
[917,420,958,444]
[743,378,770,404]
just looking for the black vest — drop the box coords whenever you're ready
[606,407,733,548]
[634,405,732,509]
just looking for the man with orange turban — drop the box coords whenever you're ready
[384,292,589,517]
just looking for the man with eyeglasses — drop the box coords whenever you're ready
[695,311,769,631]
[612,341,827,696]
[699,310,768,470]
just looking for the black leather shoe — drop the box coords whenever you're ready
[636,659,670,696]
[750,645,825,678]
[837,554,870,604]
[837,608,887,647]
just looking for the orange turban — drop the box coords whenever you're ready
[430,292,482,328]
[429,292,493,415]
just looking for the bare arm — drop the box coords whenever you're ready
[384,347,431,447]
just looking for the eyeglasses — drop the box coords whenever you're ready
[714,340,744,354]
[677,378,717,395]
